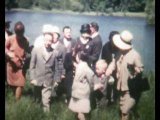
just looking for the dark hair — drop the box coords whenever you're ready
[14,21,25,36]
[77,51,88,62]
[80,24,91,34]
[90,22,99,31]
[63,26,71,32]
[109,31,119,41]
[5,21,11,29]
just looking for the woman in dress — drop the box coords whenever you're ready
[5,21,29,100]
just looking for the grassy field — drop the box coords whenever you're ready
[5,71,155,120]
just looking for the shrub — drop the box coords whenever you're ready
[16,0,33,9]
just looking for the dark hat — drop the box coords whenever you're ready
[80,24,91,34]
[90,22,99,31]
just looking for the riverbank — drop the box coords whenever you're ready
[5,8,146,18]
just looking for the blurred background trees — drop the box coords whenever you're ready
[5,0,155,25]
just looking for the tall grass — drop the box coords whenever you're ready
[5,71,155,120]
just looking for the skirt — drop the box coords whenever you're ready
[68,97,91,113]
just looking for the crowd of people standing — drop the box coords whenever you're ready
[5,20,144,120]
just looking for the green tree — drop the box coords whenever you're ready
[145,0,155,25]
[37,0,52,10]
[16,0,33,9]
[5,0,18,10]
[128,0,146,12]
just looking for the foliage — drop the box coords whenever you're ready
[5,0,18,10]
[16,0,33,9]
[128,0,146,12]
[38,0,52,10]
[145,0,155,25]
[5,71,155,120]
[69,0,83,12]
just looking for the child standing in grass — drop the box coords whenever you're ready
[68,51,99,120]
[90,59,114,109]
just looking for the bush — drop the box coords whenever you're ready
[16,0,33,9]
[38,0,52,10]
[70,1,84,12]
[145,0,155,25]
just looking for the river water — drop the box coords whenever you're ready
[5,11,155,72]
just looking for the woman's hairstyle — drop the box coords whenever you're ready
[77,51,88,61]
[90,22,99,31]
[109,31,119,41]
[14,21,25,36]
[80,24,91,34]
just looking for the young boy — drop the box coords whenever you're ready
[68,51,96,120]
[90,59,114,109]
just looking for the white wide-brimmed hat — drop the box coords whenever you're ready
[52,26,60,35]
[42,24,54,33]
[113,30,133,50]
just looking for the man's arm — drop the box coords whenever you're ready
[29,47,37,81]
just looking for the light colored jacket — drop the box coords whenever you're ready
[29,46,58,87]
[116,49,143,91]
[71,61,95,99]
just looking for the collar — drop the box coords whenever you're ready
[80,37,89,44]
[51,41,59,49]
[91,32,99,38]
[63,38,71,46]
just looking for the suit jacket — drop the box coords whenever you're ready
[29,46,58,87]
[53,41,66,83]
[91,34,103,65]
[60,38,76,53]
[71,61,95,99]
[74,38,95,68]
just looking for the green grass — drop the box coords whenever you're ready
[5,71,155,120]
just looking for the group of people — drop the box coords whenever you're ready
[5,20,144,120]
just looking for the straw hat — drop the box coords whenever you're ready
[42,24,54,33]
[52,26,60,35]
[112,30,133,50]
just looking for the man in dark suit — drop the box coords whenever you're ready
[59,26,76,103]
[90,22,103,70]
[101,31,119,104]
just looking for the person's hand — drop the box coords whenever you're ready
[53,82,59,88]
[108,76,115,85]
[7,52,15,58]
[61,75,65,80]
[105,69,112,77]
[94,83,104,90]
[73,62,78,68]
[30,80,37,85]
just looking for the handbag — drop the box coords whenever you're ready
[128,73,150,93]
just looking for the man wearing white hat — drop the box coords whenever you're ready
[107,30,144,120]
[29,25,55,112]
[34,24,54,48]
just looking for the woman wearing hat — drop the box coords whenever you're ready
[73,23,95,69]
[108,30,144,120]
[5,21,29,100]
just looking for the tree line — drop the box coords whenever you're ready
[5,0,154,25]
